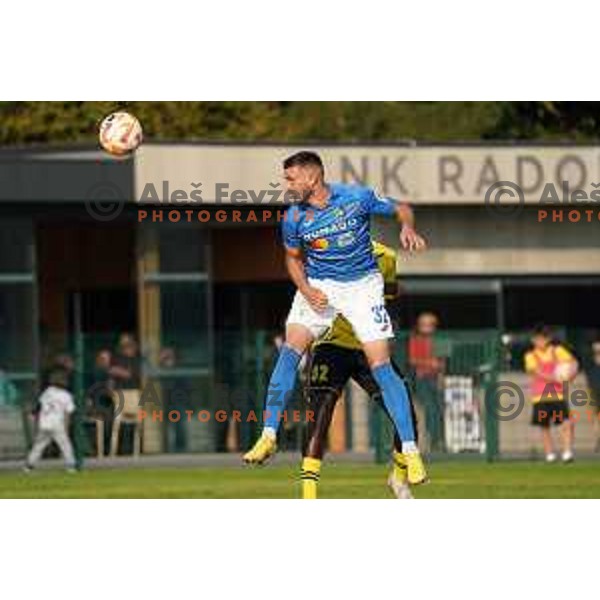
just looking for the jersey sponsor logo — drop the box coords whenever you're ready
[310,238,329,251]
[302,217,359,242]
[336,231,356,248]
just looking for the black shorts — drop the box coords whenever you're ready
[308,343,382,397]
[531,401,570,427]
[303,343,417,457]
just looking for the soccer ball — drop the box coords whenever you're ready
[99,111,143,156]
[555,362,577,381]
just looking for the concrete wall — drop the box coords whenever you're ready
[373,206,600,275]
[498,372,597,456]
[134,144,600,204]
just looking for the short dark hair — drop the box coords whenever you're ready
[48,367,69,388]
[283,151,324,174]
[532,323,552,339]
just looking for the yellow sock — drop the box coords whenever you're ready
[392,450,408,483]
[301,457,321,499]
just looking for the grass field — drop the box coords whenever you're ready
[1,460,600,498]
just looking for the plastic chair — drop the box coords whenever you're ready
[110,389,142,457]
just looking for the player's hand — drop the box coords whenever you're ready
[303,286,329,313]
[400,225,427,252]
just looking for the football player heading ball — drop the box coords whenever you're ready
[243,150,428,486]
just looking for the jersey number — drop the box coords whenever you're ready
[371,304,389,325]
[311,363,329,384]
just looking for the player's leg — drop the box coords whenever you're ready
[352,355,417,498]
[543,428,556,462]
[362,340,416,446]
[361,340,427,484]
[556,401,574,462]
[242,324,311,464]
[300,345,352,499]
[301,387,338,499]
[25,429,52,470]
[243,289,334,464]
[52,427,76,471]
[559,421,574,462]
[532,404,556,461]
[339,274,417,447]
[340,273,426,484]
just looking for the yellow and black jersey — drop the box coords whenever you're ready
[314,241,398,352]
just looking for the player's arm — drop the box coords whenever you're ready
[396,202,426,252]
[109,364,131,379]
[282,207,328,312]
[366,190,426,252]
[285,246,328,312]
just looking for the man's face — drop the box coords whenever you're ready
[283,166,320,201]
[120,337,138,357]
[417,315,437,335]
[97,351,111,368]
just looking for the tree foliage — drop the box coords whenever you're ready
[0,101,598,146]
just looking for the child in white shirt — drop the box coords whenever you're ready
[25,369,76,472]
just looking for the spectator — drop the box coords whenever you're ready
[24,367,76,472]
[585,339,600,452]
[108,334,144,455]
[524,325,578,463]
[86,349,114,456]
[93,350,112,387]
[110,333,142,389]
[408,312,445,452]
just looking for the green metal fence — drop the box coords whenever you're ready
[373,330,501,463]
[0,328,502,463]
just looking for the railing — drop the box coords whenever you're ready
[0,329,503,462]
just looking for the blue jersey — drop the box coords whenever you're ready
[281,183,397,282]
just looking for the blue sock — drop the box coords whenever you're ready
[263,344,302,432]
[372,363,416,445]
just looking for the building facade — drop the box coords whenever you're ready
[1,143,599,455]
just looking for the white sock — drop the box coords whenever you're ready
[402,441,418,453]
[263,427,277,440]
